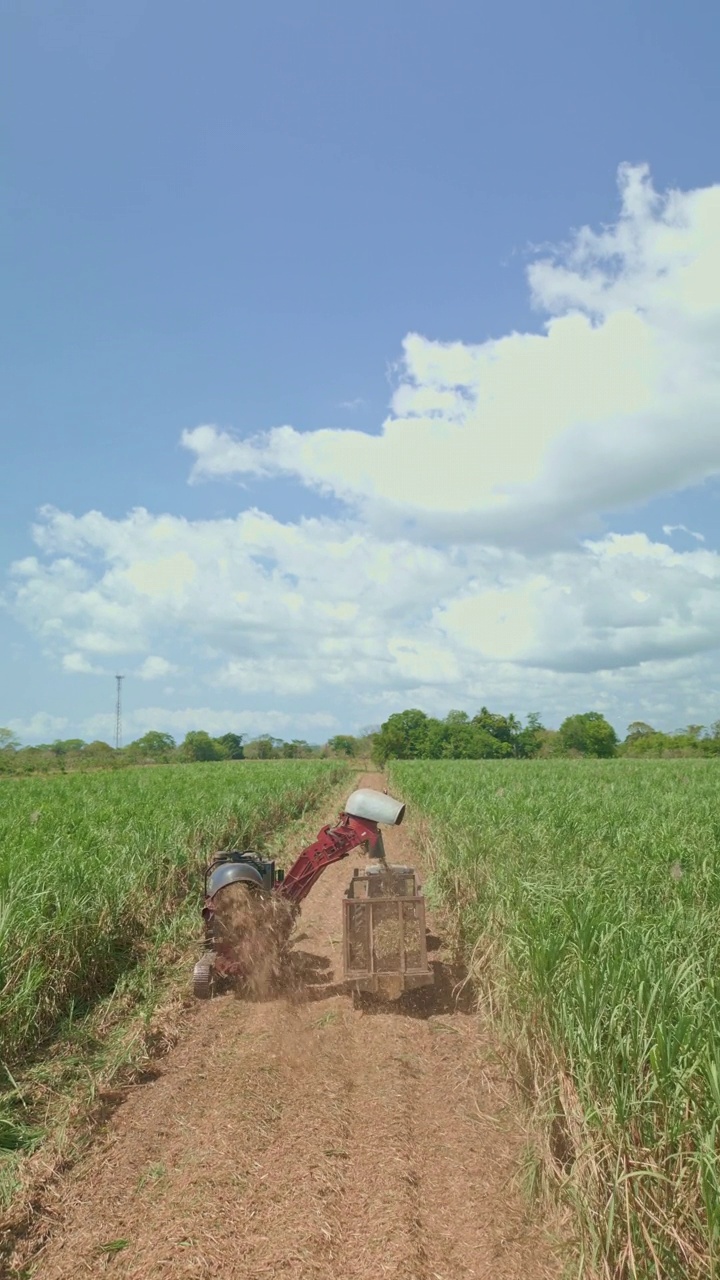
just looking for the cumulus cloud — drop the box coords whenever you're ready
[435,533,720,674]
[8,499,720,734]
[9,504,465,696]
[136,655,180,681]
[81,706,338,743]
[6,164,720,736]
[62,652,105,675]
[183,164,720,548]
[8,712,69,742]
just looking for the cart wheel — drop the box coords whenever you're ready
[193,953,216,1000]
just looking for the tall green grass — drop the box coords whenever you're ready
[0,760,349,1065]
[389,759,720,1279]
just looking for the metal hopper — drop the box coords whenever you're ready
[342,863,434,1000]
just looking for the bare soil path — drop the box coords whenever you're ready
[10,774,563,1279]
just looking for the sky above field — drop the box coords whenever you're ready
[3,0,720,745]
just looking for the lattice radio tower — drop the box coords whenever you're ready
[115,674,124,750]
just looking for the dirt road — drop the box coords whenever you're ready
[12,775,562,1279]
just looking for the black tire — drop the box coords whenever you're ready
[192,953,216,999]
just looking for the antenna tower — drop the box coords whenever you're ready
[115,674,124,750]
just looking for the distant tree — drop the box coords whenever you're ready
[469,706,544,757]
[245,735,283,759]
[620,730,669,756]
[513,712,545,758]
[423,716,508,759]
[557,712,618,758]
[11,745,55,774]
[536,728,561,757]
[0,728,19,751]
[278,739,313,758]
[371,706,550,763]
[327,734,359,757]
[74,740,116,770]
[181,730,223,762]
[83,740,116,759]
[421,718,447,759]
[625,721,656,740]
[50,738,86,756]
[472,707,521,750]
[215,732,245,759]
[129,731,176,760]
[372,710,429,765]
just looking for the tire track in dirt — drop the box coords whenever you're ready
[9,773,563,1280]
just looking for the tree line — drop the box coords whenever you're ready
[2,710,720,777]
[0,726,374,775]
[370,708,720,763]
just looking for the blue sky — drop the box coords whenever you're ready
[3,0,720,745]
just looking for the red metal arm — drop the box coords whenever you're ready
[276,813,381,906]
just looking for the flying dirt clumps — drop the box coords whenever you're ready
[212,884,296,1000]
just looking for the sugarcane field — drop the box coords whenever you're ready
[1,756,719,1277]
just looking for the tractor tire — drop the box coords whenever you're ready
[192,953,216,1000]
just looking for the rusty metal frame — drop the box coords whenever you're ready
[342,872,433,994]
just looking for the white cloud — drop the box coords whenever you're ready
[8,712,69,743]
[62,652,105,675]
[214,659,322,697]
[434,533,720,674]
[6,165,720,737]
[136,655,180,681]
[81,706,338,744]
[8,499,720,733]
[183,164,720,548]
[662,523,705,542]
[9,505,459,698]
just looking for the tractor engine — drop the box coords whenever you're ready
[193,852,288,998]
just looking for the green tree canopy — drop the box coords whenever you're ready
[129,731,176,759]
[514,711,545,758]
[625,721,656,740]
[557,712,618,757]
[83,740,116,758]
[372,710,430,765]
[425,716,510,759]
[245,735,284,759]
[285,739,312,757]
[372,707,545,764]
[50,738,86,756]
[215,732,245,759]
[471,706,520,747]
[181,730,224,762]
